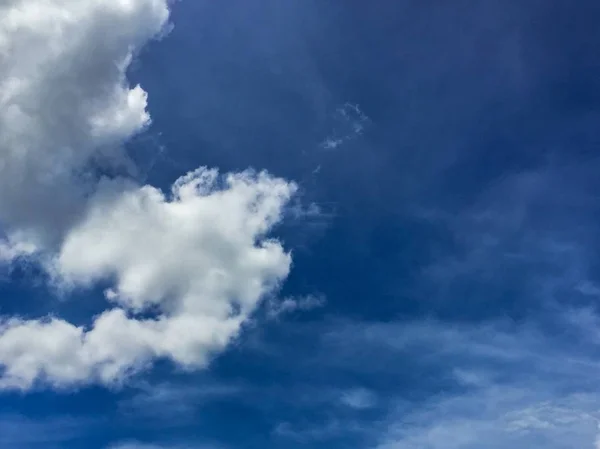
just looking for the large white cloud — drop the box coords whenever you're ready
[0,169,295,389]
[0,0,169,247]
[0,0,297,389]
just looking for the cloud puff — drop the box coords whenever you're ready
[266,293,325,319]
[0,0,297,390]
[339,387,377,410]
[0,168,295,390]
[320,103,369,150]
[56,169,294,317]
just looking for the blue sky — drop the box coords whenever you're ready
[2,1,600,448]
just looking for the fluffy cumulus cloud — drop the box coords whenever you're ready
[0,0,297,389]
[266,293,326,319]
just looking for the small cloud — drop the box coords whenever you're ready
[340,387,377,410]
[0,239,37,264]
[266,294,326,319]
[321,137,344,150]
[576,281,600,297]
[452,368,492,388]
[319,103,369,150]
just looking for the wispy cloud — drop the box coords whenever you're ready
[265,293,326,319]
[312,312,600,448]
[340,387,378,410]
[245,293,600,447]
[411,161,600,322]
[379,389,600,449]
[320,103,370,150]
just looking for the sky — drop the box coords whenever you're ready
[2,0,600,448]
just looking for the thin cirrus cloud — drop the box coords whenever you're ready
[264,162,600,447]
[303,314,600,449]
[0,0,296,389]
[372,166,600,448]
[370,321,600,449]
[301,162,600,447]
[370,168,600,448]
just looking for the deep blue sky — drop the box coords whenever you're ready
[4,1,600,448]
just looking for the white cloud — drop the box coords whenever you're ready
[0,0,170,248]
[0,169,295,389]
[319,103,369,150]
[0,0,298,390]
[55,169,293,315]
[340,387,377,410]
[0,238,36,263]
[266,293,325,319]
